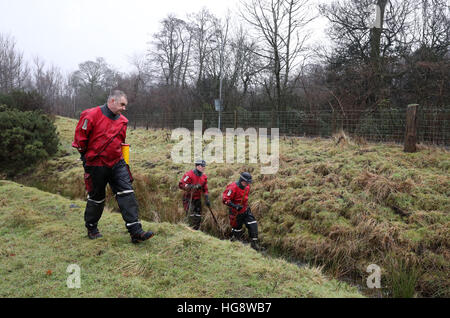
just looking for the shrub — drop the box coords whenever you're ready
[0,90,46,112]
[0,106,59,175]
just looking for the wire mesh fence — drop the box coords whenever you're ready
[126,107,450,146]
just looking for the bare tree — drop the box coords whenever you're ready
[319,0,422,111]
[32,56,65,112]
[228,25,265,105]
[188,8,219,90]
[151,15,192,88]
[70,57,117,106]
[240,0,315,112]
[319,0,417,62]
[416,0,449,55]
[0,34,30,93]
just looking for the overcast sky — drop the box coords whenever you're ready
[0,0,328,74]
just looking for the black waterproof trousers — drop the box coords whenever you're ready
[183,198,202,230]
[83,159,143,235]
[230,208,258,242]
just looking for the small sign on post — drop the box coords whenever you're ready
[214,99,223,112]
[215,99,223,130]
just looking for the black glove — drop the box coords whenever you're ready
[193,184,202,190]
[205,195,211,208]
[229,202,243,211]
[80,153,86,168]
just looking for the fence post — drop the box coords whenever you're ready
[234,110,237,130]
[404,104,418,153]
[202,112,206,133]
[332,109,336,135]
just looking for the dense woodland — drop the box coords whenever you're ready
[0,0,448,118]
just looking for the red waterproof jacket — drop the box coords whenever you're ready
[72,106,128,167]
[222,182,250,215]
[179,170,208,200]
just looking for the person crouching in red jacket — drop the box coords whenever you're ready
[72,90,154,243]
[178,160,210,230]
[223,172,261,251]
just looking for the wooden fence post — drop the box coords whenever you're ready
[332,109,336,135]
[234,110,237,130]
[404,104,418,153]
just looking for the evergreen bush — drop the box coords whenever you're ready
[0,105,59,175]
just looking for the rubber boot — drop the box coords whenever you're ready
[131,230,155,244]
[87,228,103,240]
[189,215,201,230]
[230,229,243,242]
[251,239,262,251]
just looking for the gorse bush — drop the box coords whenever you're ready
[0,105,59,175]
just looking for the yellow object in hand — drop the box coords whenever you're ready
[121,143,130,165]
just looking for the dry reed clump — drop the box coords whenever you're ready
[321,173,341,187]
[262,178,287,192]
[278,153,291,166]
[280,234,324,261]
[250,200,270,218]
[407,211,447,226]
[423,224,450,252]
[353,135,368,146]
[258,174,276,182]
[313,163,332,176]
[131,173,182,223]
[354,216,400,252]
[333,130,350,146]
[289,193,314,219]
[352,171,415,203]
[200,211,229,239]
[281,233,359,278]
[292,205,313,220]
[215,167,235,178]
[327,224,354,241]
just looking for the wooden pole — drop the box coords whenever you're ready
[404,104,418,153]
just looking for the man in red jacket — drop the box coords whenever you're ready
[72,90,154,243]
[223,172,261,251]
[178,159,210,230]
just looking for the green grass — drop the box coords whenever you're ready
[13,116,450,297]
[0,180,363,298]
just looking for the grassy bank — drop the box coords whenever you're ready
[15,116,450,297]
[0,180,362,297]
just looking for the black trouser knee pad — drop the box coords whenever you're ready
[84,200,105,229]
[246,222,258,240]
[189,215,202,230]
[187,199,202,230]
[116,193,139,223]
[116,193,142,234]
[244,209,258,240]
[231,228,244,240]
